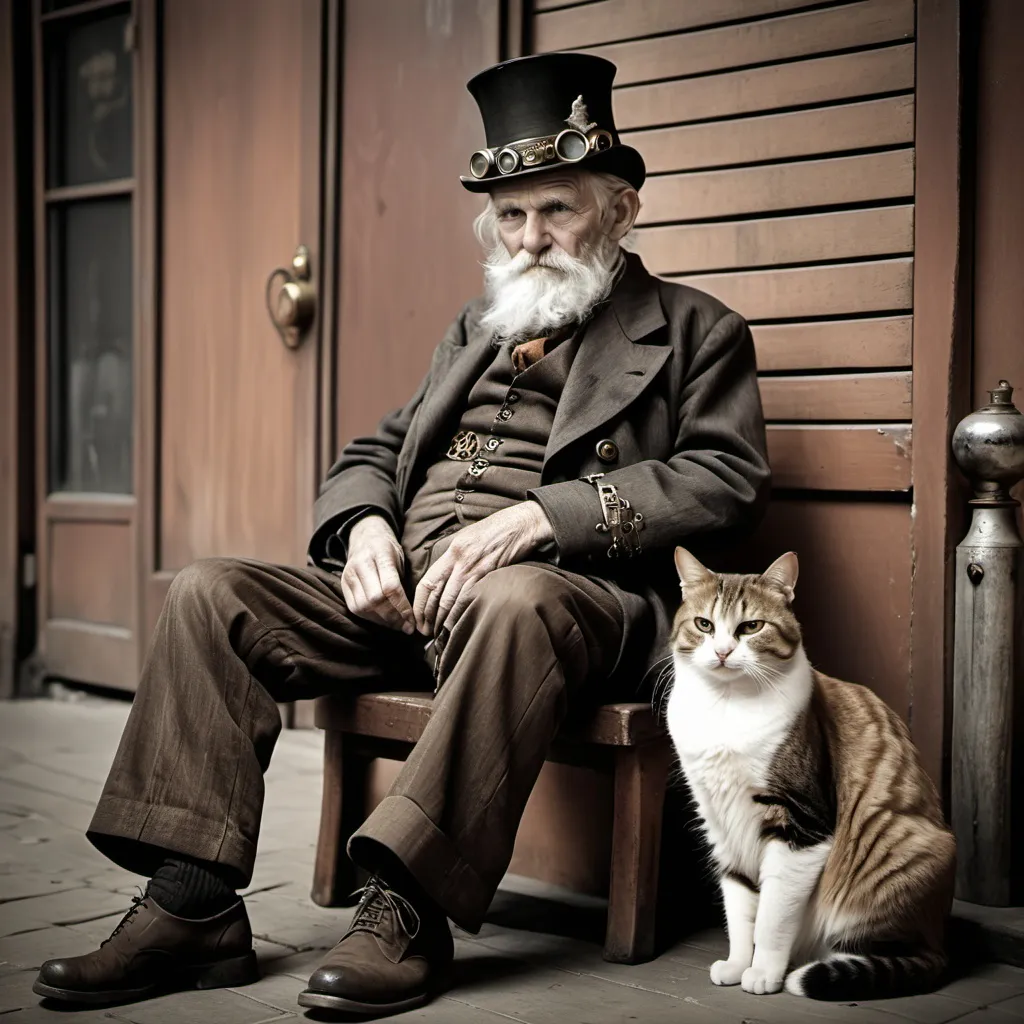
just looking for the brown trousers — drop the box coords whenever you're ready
[86,558,624,931]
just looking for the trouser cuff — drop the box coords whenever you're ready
[87,796,255,890]
[348,794,492,933]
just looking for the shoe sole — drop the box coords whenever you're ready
[32,950,261,1007]
[296,989,430,1016]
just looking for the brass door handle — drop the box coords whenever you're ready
[266,244,315,349]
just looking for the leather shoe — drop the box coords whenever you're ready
[32,892,259,1006]
[298,876,453,1016]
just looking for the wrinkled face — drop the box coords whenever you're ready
[488,172,623,260]
[671,551,802,689]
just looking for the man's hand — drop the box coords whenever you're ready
[413,501,555,638]
[340,515,416,634]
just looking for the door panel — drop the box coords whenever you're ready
[157,0,320,584]
[335,0,500,442]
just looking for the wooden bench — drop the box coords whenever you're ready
[310,692,673,964]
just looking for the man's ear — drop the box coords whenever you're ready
[675,546,713,601]
[761,551,799,604]
[607,188,640,242]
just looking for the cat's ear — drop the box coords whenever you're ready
[675,547,713,600]
[761,551,799,603]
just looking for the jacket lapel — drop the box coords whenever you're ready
[544,253,669,469]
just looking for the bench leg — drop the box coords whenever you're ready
[604,740,672,964]
[311,730,369,906]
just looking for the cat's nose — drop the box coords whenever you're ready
[715,648,731,664]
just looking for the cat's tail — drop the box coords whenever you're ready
[784,949,947,1000]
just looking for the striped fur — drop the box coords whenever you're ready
[665,548,956,1002]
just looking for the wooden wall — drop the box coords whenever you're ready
[534,0,917,711]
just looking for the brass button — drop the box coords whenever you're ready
[596,439,619,464]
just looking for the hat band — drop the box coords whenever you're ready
[469,126,614,181]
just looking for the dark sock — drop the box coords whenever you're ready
[147,855,237,919]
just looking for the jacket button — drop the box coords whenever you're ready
[596,439,619,464]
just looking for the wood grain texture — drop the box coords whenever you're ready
[972,0,1024,524]
[336,0,499,444]
[723,499,913,718]
[909,0,972,793]
[671,259,914,321]
[585,0,914,87]
[534,0,833,50]
[759,371,913,421]
[638,151,914,224]
[751,317,913,371]
[767,424,913,491]
[634,206,913,275]
[615,44,915,131]
[160,0,318,570]
[624,95,915,175]
[47,520,134,627]
[0,0,19,697]
[316,691,662,746]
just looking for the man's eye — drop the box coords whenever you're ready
[498,208,522,220]
[548,202,570,213]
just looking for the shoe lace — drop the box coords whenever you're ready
[100,888,148,947]
[347,877,421,941]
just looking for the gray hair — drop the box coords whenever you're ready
[472,170,640,252]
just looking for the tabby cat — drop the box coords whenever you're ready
[664,547,955,1000]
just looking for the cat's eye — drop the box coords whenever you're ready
[736,620,764,636]
[694,617,714,633]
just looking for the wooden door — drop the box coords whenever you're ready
[29,0,323,691]
[146,0,324,646]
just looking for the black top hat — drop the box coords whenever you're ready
[460,52,645,193]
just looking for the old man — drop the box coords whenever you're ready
[34,52,770,1018]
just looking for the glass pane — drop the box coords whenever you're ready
[46,10,133,187]
[48,199,133,494]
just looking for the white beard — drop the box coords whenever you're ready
[479,241,622,343]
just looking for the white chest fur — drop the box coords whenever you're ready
[665,652,811,883]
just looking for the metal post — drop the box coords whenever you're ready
[950,380,1024,906]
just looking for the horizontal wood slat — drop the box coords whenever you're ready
[638,151,913,224]
[585,0,914,87]
[534,0,830,50]
[670,259,914,320]
[634,206,913,275]
[615,44,914,130]
[759,371,913,421]
[623,94,914,175]
[767,424,912,490]
[751,316,913,371]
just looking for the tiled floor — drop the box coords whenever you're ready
[1,696,1023,1023]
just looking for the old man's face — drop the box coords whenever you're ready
[489,173,610,260]
[477,170,640,342]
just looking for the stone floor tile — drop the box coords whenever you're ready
[244,890,350,952]
[0,888,129,938]
[0,871,83,903]
[93,987,297,1024]
[988,992,1024,1018]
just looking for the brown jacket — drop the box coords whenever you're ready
[309,252,770,681]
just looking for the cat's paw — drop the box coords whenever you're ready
[741,966,785,995]
[709,959,748,986]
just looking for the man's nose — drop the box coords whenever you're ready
[521,213,551,255]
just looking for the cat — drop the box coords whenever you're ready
[664,547,956,1001]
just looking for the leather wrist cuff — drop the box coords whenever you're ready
[581,473,644,558]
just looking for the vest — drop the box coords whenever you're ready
[401,333,581,583]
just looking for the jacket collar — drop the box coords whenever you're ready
[544,252,669,468]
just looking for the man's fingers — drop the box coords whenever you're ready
[415,558,452,635]
[432,568,467,637]
[375,559,415,634]
[347,561,400,629]
[442,579,478,636]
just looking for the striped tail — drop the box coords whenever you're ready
[784,950,947,1000]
